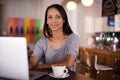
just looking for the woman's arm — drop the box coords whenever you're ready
[35,54,75,70]
[29,56,39,70]
[29,38,45,70]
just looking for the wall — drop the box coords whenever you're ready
[1,0,42,31]
[0,0,113,48]
[0,4,3,35]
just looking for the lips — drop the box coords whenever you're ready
[51,24,58,27]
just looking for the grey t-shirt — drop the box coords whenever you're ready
[32,33,80,71]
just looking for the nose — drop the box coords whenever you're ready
[52,18,57,23]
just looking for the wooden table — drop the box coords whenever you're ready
[35,70,94,80]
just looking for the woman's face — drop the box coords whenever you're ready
[47,7,65,32]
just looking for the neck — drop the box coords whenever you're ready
[52,31,65,40]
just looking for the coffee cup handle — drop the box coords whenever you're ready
[62,68,68,77]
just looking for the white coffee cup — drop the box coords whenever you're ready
[52,65,68,77]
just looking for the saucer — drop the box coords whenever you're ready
[49,73,69,78]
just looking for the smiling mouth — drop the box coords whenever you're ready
[51,25,58,27]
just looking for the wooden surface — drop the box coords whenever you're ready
[76,47,120,80]
[78,47,120,67]
[76,63,120,80]
[36,70,94,80]
[86,48,120,56]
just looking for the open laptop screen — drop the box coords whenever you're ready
[0,37,29,80]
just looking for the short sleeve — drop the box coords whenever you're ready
[31,37,46,61]
[66,33,80,58]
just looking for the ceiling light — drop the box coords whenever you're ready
[66,1,77,11]
[81,0,94,7]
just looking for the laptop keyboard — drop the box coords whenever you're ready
[29,70,48,80]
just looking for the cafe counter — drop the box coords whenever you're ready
[76,47,120,80]
[78,47,120,67]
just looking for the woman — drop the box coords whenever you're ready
[29,4,80,71]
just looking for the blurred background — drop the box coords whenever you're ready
[0,0,119,51]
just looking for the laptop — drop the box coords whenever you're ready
[0,37,48,80]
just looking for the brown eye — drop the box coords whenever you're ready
[47,16,52,19]
[55,15,62,19]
